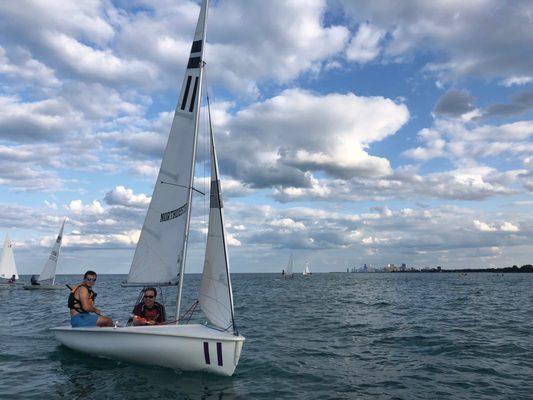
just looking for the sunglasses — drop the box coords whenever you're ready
[144,295,155,299]
[85,277,97,282]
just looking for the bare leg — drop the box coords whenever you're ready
[96,315,113,327]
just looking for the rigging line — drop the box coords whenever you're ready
[159,181,205,196]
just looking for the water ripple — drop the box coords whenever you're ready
[0,273,532,399]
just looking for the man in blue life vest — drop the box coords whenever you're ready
[132,287,166,325]
[68,270,113,328]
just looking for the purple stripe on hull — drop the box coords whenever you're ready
[216,342,223,366]
[203,342,210,365]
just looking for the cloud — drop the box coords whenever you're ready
[0,143,64,191]
[474,220,497,232]
[0,95,81,142]
[434,90,476,118]
[480,91,533,119]
[215,88,409,186]
[403,119,533,163]
[272,165,518,202]
[1,0,348,95]
[346,22,385,63]
[2,195,531,270]
[104,186,151,208]
[44,32,157,84]
[500,222,519,232]
[0,46,59,88]
[67,200,106,216]
[339,0,533,82]
[501,76,533,87]
[207,0,350,94]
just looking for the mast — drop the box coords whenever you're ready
[175,0,209,321]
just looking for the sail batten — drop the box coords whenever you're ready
[38,219,65,284]
[126,0,208,289]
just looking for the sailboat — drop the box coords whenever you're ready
[0,234,20,288]
[52,0,244,376]
[23,219,66,290]
[302,261,312,276]
[284,253,294,278]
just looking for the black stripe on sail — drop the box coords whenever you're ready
[203,342,210,365]
[187,56,201,69]
[191,40,202,53]
[216,342,223,366]
[210,180,223,208]
[189,77,199,112]
[181,76,192,110]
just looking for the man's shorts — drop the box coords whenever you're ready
[71,312,99,327]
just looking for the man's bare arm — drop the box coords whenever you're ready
[78,286,100,314]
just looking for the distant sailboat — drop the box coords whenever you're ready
[285,253,294,278]
[0,234,20,288]
[52,0,244,376]
[23,219,66,290]
[302,261,312,276]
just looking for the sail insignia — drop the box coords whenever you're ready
[160,203,188,222]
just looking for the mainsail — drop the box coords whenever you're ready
[287,253,294,275]
[126,0,208,287]
[0,235,18,280]
[303,261,311,275]
[38,219,65,284]
[199,97,236,332]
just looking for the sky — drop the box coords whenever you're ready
[0,0,532,275]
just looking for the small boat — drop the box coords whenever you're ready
[0,234,21,289]
[23,220,66,290]
[53,0,244,376]
[284,253,294,278]
[302,261,312,276]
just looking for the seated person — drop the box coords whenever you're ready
[8,274,16,283]
[68,270,113,328]
[30,275,40,285]
[132,287,166,325]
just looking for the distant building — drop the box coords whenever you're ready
[384,263,399,272]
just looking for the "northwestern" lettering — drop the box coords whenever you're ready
[160,203,188,222]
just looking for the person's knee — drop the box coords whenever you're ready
[97,316,113,327]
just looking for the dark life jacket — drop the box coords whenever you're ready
[132,302,166,324]
[67,283,97,313]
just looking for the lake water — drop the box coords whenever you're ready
[0,273,532,399]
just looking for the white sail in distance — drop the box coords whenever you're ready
[38,219,65,284]
[126,0,208,286]
[303,261,311,275]
[0,235,18,280]
[199,97,236,332]
[287,253,294,275]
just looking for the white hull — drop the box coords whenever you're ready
[53,323,244,376]
[23,284,64,290]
